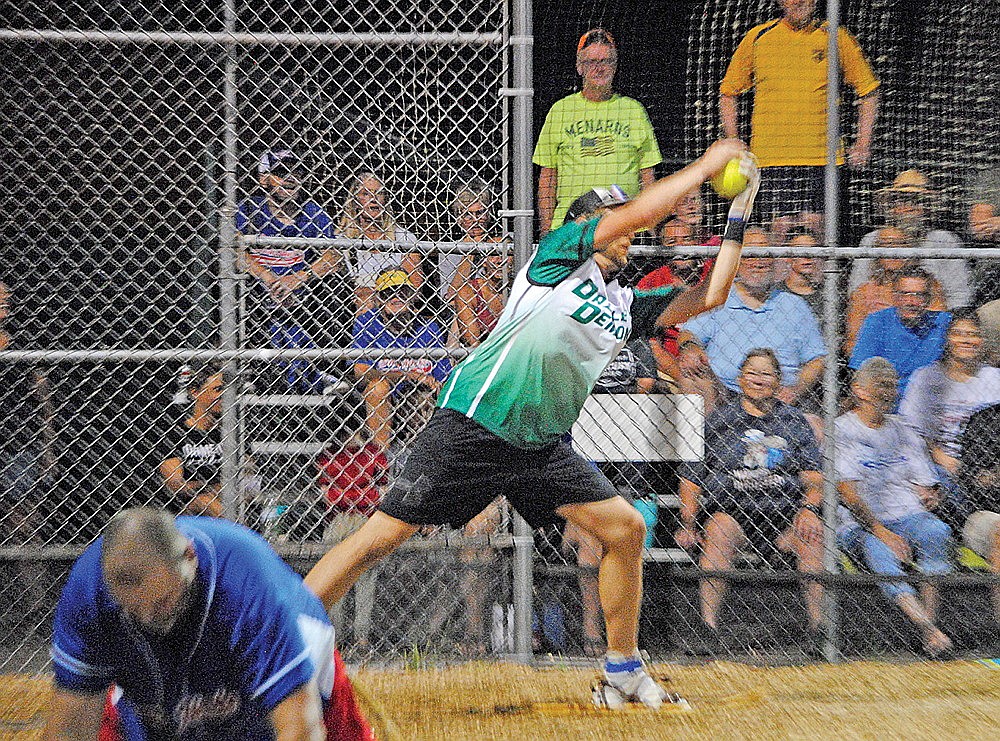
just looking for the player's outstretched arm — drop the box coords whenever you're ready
[592,138,747,251]
[652,153,760,328]
[42,688,104,741]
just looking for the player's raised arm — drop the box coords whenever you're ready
[593,138,747,250]
[651,151,761,328]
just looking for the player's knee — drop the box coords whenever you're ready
[603,507,646,551]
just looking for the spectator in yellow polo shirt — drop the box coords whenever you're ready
[720,0,880,224]
[533,28,662,236]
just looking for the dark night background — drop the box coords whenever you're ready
[1,0,999,539]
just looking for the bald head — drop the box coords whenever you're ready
[102,507,189,567]
[101,508,197,635]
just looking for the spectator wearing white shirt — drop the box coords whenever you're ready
[337,172,421,313]
[835,357,953,657]
[901,309,1000,527]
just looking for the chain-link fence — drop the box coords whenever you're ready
[0,0,520,674]
[3,0,1000,682]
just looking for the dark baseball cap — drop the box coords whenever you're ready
[565,185,631,222]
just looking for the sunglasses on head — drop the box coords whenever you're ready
[577,28,616,53]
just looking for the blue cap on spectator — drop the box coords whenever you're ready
[258,149,301,175]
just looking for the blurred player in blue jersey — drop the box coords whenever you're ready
[43,508,373,740]
[307,140,760,710]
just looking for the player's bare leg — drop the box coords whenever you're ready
[558,497,645,654]
[563,521,605,655]
[306,511,418,610]
[559,497,673,710]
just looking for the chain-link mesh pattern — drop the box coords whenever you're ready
[4,0,1000,684]
[0,0,512,675]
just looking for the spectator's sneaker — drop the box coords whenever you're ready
[600,653,674,710]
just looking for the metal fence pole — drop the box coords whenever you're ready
[510,0,535,664]
[218,0,243,522]
[821,0,843,663]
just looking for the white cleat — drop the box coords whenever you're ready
[591,679,627,710]
[598,660,688,711]
[629,671,669,710]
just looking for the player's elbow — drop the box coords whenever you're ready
[699,283,729,313]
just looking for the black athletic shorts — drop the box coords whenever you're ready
[756,165,826,222]
[378,408,620,529]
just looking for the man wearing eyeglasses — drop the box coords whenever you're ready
[532,28,662,236]
[849,265,951,398]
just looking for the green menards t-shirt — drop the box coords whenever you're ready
[532,93,662,229]
[437,217,679,448]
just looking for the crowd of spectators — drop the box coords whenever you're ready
[513,4,1000,655]
[113,6,1000,659]
[9,0,1000,662]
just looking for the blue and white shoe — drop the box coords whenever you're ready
[598,653,679,710]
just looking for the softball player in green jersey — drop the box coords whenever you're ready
[308,139,760,709]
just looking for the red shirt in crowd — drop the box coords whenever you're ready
[316,442,389,516]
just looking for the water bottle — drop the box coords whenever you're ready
[492,603,505,654]
[491,603,516,654]
[261,501,290,540]
[633,498,658,549]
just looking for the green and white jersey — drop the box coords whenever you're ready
[438,217,679,448]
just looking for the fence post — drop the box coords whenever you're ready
[218,0,244,523]
[510,0,535,664]
[821,0,843,663]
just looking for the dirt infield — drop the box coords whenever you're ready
[4,660,1000,739]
